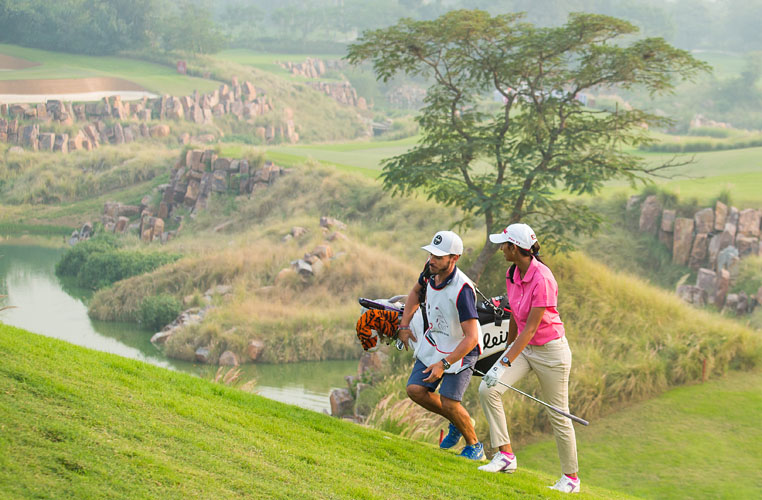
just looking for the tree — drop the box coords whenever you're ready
[347,9,708,283]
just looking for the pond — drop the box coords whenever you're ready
[0,241,357,413]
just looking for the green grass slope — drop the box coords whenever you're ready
[0,324,630,500]
[519,368,762,499]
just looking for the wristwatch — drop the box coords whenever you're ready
[501,355,512,367]
[441,358,451,370]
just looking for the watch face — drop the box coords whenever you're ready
[501,356,510,364]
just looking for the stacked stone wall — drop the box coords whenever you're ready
[632,195,762,313]
[0,78,298,152]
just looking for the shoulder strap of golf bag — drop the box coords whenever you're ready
[418,261,432,333]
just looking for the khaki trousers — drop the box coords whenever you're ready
[478,336,578,475]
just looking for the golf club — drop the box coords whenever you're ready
[471,366,589,426]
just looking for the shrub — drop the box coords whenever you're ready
[76,250,181,290]
[139,294,183,331]
[731,256,762,297]
[55,234,121,277]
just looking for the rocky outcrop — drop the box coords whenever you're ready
[0,77,299,151]
[637,198,761,314]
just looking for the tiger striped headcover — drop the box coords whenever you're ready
[355,309,399,350]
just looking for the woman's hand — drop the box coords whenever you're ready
[483,360,506,388]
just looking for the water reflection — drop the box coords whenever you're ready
[0,242,356,412]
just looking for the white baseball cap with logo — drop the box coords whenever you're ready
[489,223,537,250]
[422,230,464,256]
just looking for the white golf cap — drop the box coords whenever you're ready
[422,230,463,256]
[489,223,537,250]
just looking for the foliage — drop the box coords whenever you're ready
[138,293,182,330]
[0,0,223,55]
[347,9,709,282]
[731,256,762,297]
[55,234,122,278]
[76,250,181,290]
[0,143,175,205]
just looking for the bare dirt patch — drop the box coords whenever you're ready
[0,54,40,70]
[0,77,146,95]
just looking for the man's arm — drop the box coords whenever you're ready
[397,282,422,350]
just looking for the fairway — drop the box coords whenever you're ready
[0,44,219,95]
[263,136,762,207]
[213,49,344,82]
[518,369,762,499]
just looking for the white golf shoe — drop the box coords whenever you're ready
[477,451,517,473]
[549,475,580,494]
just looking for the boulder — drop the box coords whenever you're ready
[39,133,55,151]
[219,350,239,366]
[737,209,760,238]
[694,208,714,234]
[150,329,175,344]
[358,351,388,379]
[736,236,759,258]
[113,123,125,144]
[696,268,717,304]
[724,293,739,314]
[677,284,706,307]
[688,233,708,269]
[184,180,201,206]
[290,226,308,238]
[115,216,129,233]
[149,124,171,138]
[309,245,333,261]
[195,347,210,363]
[319,216,347,231]
[708,230,734,270]
[292,259,313,276]
[672,218,694,266]
[714,200,728,231]
[274,267,295,285]
[717,246,740,275]
[715,269,731,308]
[211,170,228,192]
[660,209,676,232]
[53,134,69,153]
[246,340,265,361]
[737,291,750,315]
[213,157,231,172]
[329,388,354,418]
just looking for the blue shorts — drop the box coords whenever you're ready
[406,348,479,402]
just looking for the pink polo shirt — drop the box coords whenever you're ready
[506,258,565,345]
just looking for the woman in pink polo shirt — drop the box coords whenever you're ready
[476,223,580,494]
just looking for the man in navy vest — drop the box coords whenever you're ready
[397,230,485,460]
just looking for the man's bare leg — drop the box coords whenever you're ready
[407,385,477,445]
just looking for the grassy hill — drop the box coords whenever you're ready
[520,368,762,499]
[0,323,630,500]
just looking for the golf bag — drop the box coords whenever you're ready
[356,295,511,375]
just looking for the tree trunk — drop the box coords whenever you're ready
[466,234,499,285]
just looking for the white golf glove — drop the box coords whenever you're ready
[483,361,506,388]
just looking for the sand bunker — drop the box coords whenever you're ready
[0,54,40,70]
[0,77,156,103]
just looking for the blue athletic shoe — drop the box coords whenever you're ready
[439,423,462,449]
[458,442,485,461]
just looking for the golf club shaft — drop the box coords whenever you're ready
[472,367,589,426]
